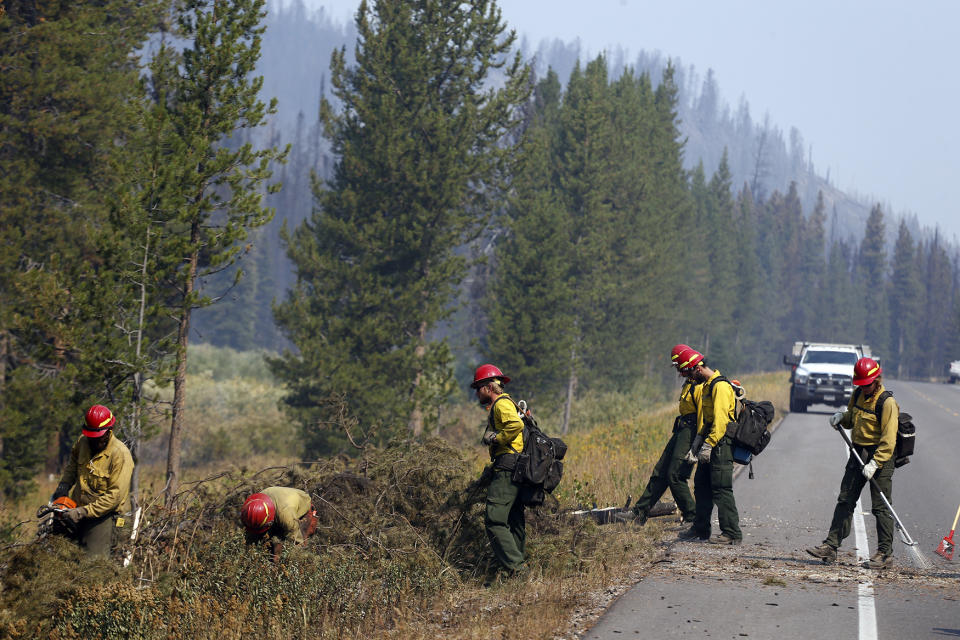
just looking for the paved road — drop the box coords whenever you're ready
[586,380,960,639]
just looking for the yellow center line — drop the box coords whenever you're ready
[899,384,960,417]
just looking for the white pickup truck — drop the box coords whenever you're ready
[950,360,960,384]
[783,342,870,413]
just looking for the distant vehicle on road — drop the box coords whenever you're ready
[783,342,871,413]
[949,360,960,384]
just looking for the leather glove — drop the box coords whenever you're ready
[62,507,86,524]
[829,411,845,430]
[862,459,878,480]
[684,435,704,465]
[481,431,497,446]
[50,482,71,501]
[697,443,713,464]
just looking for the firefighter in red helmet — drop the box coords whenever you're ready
[50,404,134,557]
[471,363,526,578]
[807,357,900,569]
[240,487,318,562]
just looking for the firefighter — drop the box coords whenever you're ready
[472,363,526,576]
[679,351,743,545]
[50,404,135,557]
[806,357,899,569]
[617,344,702,525]
[241,487,318,561]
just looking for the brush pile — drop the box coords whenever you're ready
[0,438,570,639]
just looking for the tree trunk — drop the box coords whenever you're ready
[129,228,150,515]
[165,239,198,506]
[407,320,427,436]
[561,344,577,436]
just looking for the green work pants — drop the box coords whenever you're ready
[485,470,525,571]
[693,436,741,540]
[633,417,696,521]
[824,445,895,555]
[76,513,117,558]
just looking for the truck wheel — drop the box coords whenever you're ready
[789,391,806,413]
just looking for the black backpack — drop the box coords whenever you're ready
[851,388,915,467]
[708,376,775,457]
[494,399,567,506]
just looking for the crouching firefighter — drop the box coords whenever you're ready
[618,344,702,525]
[472,363,526,576]
[49,404,135,558]
[240,487,318,562]
[806,357,899,569]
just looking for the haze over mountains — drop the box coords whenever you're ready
[194,0,955,350]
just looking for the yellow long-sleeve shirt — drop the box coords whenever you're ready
[58,432,134,519]
[838,383,899,467]
[261,486,312,543]
[697,370,737,447]
[678,380,702,416]
[487,393,525,458]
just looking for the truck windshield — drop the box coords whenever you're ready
[803,351,858,365]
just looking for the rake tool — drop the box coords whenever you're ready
[835,426,932,570]
[935,503,960,561]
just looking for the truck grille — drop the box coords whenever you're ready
[811,374,851,389]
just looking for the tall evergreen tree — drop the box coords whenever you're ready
[887,220,920,377]
[485,110,573,403]
[858,204,889,353]
[272,0,529,449]
[134,0,286,502]
[0,0,157,497]
[798,191,827,339]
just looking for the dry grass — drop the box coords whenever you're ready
[0,371,790,640]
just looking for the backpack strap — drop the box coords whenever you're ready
[488,395,523,454]
[852,388,892,417]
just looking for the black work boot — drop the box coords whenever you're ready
[805,544,837,563]
[677,525,708,541]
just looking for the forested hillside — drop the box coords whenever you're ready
[2,0,959,492]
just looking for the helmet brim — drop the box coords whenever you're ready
[82,428,110,438]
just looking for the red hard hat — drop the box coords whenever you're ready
[83,405,115,437]
[676,348,703,371]
[471,363,510,388]
[241,493,276,534]
[853,357,882,386]
[671,344,692,364]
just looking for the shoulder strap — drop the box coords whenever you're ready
[708,375,732,396]
[874,390,892,419]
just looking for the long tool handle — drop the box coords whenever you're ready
[836,426,918,546]
[949,503,960,534]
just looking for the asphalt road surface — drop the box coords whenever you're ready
[585,380,960,639]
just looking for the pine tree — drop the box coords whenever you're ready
[485,110,573,403]
[272,0,529,449]
[0,0,157,497]
[132,0,287,502]
[887,220,920,377]
[798,191,827,339]
[858,204,889,353]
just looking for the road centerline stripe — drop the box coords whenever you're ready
[854,499,877,640]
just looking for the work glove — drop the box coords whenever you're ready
[684,435,704,465]
[862,459,879,480]
[481,431,497,446]
[697,443,713,464]
[62,507,86,524]
[829,411,845,430]
[50,482,71,502]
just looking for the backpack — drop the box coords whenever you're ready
[490,398,567,507]
[851,388,915,467]
[708,376,775,460]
